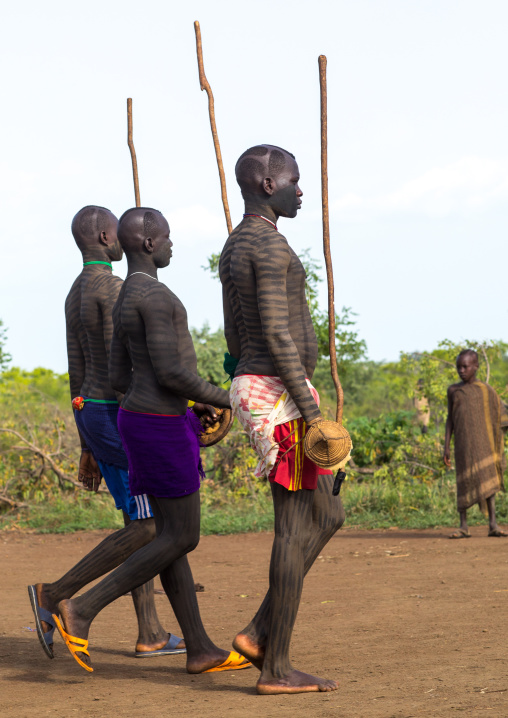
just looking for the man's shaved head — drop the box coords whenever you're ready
[235,144,296,197]
[118,208,167,248]
[117,207,172,268]
[71,206,115,250]
[457,349,479,365]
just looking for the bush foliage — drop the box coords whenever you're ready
[1,255,507,533]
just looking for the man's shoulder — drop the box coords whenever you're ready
[483,381,502,400]
[447,382,462,396]
[65,275,81,300]
[243,231,290,261]
[123,276,169,292]
[75,272,123,308]
[123,277,177,308]
[89,272,123,296]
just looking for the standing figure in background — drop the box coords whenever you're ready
[220,145,345,695]
[28,205,183,661]
[444,349,508,538]
[414,379,430,434]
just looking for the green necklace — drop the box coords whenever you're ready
[83,261,113,268]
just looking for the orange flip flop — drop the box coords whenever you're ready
[52,614,93,673]
[201,651,252,673]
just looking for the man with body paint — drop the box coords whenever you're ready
[50,207,251,676]
[28,205,184,661]
[220,145,345,694]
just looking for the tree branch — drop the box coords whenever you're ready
[480,344,490,384]
[416,353,455,367]
[0,493,28,509]
[349,459,379,475]
[0,427,106,492]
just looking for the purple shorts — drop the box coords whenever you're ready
[117,408,204,499]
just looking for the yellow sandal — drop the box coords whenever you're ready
[201,651,252,673]
[52,614,93,673]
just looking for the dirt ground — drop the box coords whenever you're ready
[1,525,507,718]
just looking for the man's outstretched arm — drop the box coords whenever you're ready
[253,242,321,425]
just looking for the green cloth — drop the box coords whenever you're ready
[223,352,239,381]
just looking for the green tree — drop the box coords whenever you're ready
[191,323,228,386]
[298,249,367,368]
[400,339,508,428]
[202,253,221,280]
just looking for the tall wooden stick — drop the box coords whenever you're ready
[194,20,232,234]
[319,54,344,425]
[127,98,141,207]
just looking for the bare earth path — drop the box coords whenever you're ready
[1,526,507,718]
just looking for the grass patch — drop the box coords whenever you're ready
[342,476,508,530]
[1,476,507,534]
[0,487,274,535]
[201,493,273,535]
[0,493,123,533]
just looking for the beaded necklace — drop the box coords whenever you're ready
[243,214,278,231]
[126,271,158,281]
[83,261,112,268]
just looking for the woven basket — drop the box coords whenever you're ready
[304,420,352,469]
[199,408,234,447]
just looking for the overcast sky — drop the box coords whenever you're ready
[1,0,507,372]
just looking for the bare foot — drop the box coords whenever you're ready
[187,647,250,674]
[257,669,338,695]
[135,633,185,653]
[56,599,93,670]
[233,632,265,670]
[35,583,58,633]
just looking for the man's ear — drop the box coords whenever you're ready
[99,230,109,247]
[144,237,154,253]
[262,176,276,196]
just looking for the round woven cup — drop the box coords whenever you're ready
[304,420,352,469]
[199,408,234,447]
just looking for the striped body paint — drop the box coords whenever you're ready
[35,208,172,654]
[219,217,321,425]
[223,147,344,693]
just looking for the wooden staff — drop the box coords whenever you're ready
[319,54,344,425]
[194,20,232,234]
[127,98,141,207]
[302,56,352,478]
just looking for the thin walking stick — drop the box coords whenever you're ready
[319,54,344,425]
[302,56,352,476]
[127,98,141,207]
[194,20,232,234]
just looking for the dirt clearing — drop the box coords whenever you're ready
[1,525,507,717]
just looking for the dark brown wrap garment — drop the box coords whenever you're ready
[453,381,508,510]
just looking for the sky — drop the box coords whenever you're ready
[1,0,507,373]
